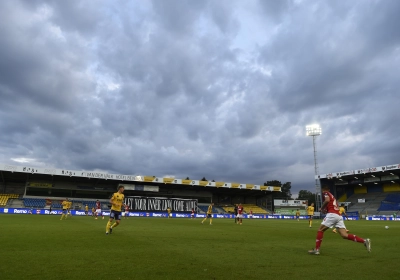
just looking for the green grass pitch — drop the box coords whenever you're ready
[0,215,398,280]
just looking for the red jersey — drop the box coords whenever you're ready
[96,201,101,209]
[250,210,253,215]
[322,191,340,215]
[125,205,129,212]
[191,209,195,215]
[238,206,243,214]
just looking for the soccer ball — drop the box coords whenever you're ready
[385,226,389,229]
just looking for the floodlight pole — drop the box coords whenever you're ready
[306,125,323,212]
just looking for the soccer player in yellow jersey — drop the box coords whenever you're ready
[201,202,214,225]
[333,204,349,233]
[60,198,69,220]
[307,203,315,228]
[85,204,89,216]
[295,209,300,221]
[167,207,172,218]
[106,185,125,235]
[66,200,73,218]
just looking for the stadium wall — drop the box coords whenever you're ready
[383,183,400,192]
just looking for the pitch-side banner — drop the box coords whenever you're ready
[124,196,197,212]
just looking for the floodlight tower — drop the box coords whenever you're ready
[306,124,323,211]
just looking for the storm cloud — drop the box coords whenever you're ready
[1,0,399,197]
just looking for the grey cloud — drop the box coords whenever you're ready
[0,0,399,196]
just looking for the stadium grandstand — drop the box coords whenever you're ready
[317,163,400,217]
[0,164,280,214]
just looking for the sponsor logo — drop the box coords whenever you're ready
[338,171,354,176]
[75,211,86,216]
[176,214,187,218]
[14,209,28,214]
[36,210,41,214]
[152,213,163,217]
[385,165,398,170]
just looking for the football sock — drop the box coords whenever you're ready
[202,218,207,223]
[315,231,324,250]
[210,218,212,225]
[106,221,112,232]
[347,234,364,243]
[310,221,312,227]
[111,222,119,228]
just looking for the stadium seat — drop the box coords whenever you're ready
[0,194,19,206]
[377,194,400,211]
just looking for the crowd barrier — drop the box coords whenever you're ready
[365,216,400,221]
[0,208,362,219]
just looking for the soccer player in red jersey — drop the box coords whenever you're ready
[237,203,244,225]
[191,208,195,219]
[95,200,103,220]
[124,204,129,219]
[308,185,371,255]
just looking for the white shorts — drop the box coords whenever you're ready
[237,214,243,218]
[96,209,102,214]
[321,213,346,229]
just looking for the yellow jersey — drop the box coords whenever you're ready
[339,207,346,215]
[85,205,88,211]
[110,192,124,212]
[62,201,68,210]
[167,208,171,214]
[207,205,213,214]
[295,210,300,216]
[67,201,72,209]
[307,206,314,215]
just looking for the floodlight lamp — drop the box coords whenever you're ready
[306,124,322,136]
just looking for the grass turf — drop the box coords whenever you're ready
[0,214,398,280]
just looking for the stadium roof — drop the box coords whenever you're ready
[316,163,400,185]
[0,163,281,192]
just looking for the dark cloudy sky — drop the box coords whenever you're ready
[1,0,400,197]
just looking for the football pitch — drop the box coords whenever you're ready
[0,215,398,280]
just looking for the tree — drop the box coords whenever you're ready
[271,181,291,200]
[297,190,315,205]
[264,180,282,186]
[201,177,207,181]
[185,177,190,180]
[281,182,292,199]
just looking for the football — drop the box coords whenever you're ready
[385,226,389,229]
